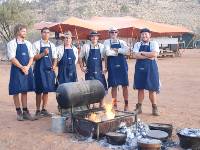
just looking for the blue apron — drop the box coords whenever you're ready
[134,42,160,92]
[34,41,56,93]
[57,47,77,84]
[107,40,129,88]
[85,44,108,91]
[9,40,35,95]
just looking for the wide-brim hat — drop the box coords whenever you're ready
[89,30,100,36]
[140,28,151,33]
[108,27,118,32]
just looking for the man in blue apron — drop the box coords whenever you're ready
[7,24,35,121]
[133,28,160,116]
[79,31,107,108]
[57,31,78,84]
[103,27,129,111]
[33,27,57,117]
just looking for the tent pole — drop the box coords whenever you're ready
[74,27,81,53]
[59,24,64,33]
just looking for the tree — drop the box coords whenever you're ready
[0,0,34,43]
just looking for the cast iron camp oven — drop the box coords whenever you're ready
[56,80,138,140]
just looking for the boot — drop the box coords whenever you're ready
[152,104,159,116]
[124,100,129,111]
[135,103,142,114]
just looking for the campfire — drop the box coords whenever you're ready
[85,104,116,122]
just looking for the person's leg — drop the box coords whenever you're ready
[42,93,48,110]
[21,92,27,110]
[21,92,33,120]
[36,93,42,111]
[149,91,159,116]
[111,87,117,109]
[135,89,144,114]
[13,94,23,121]
[35,93,42,116]
[149,91,157,104]
[41,93,51,116]
[138,89,145,104]
[122,86,128,111]
[13,94,20,108]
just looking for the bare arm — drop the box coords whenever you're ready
[103,56,108,74]
[33,52,45,61]
[10,58,23,69]
[141,51,158,58]
[133,52,148,60]
[78,57,87,73]
[52,58,57,71]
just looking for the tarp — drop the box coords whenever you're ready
[46,16,193,40]
[91,16,193,38]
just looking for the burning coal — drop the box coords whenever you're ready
[85,104,115,122]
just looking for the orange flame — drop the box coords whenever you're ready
[86,103,116,122]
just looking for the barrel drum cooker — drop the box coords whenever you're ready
[56,80,138,139]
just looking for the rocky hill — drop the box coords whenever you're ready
[32,0,200,34]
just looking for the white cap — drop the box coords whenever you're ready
[108,27,118,32]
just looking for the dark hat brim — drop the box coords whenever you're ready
[140,28,151,33]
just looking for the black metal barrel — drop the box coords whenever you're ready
[56,80,105,109]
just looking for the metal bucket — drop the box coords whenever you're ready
[51,116,66,133]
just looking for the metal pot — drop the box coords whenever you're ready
[146,130,169,142]
[177,128,200,149]
[51,116,66,133]
[105,132,127,145]
[148,123,173,138]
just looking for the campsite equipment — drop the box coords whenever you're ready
[177,128,200,149]
[138,138,161,150]
[146,130,169,142]
[56,80,138,140]
[51,115,66,133]
[105,132,127,145]
[148,123,173,138]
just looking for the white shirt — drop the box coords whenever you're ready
[7,38,34,60]
[79,42,105,61]
[103,39,129,56]
[32,40,57,59]
[132,41,160,53]
[56,45,79,64]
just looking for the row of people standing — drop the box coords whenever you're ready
[7,24,160,121]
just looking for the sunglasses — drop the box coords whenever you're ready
[110,31,118,34]
[42,31,50,34]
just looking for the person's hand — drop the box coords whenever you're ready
[43,48,49,55]
[21,66,29,75]
[103,69,108,74]
[52,66,56,71]
[81,67,87,73]
[112,48,118,54]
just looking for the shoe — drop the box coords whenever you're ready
[23,110,36,121]
[35,110,41,119]
[16,110,24,121]
[40,109,51,117]
[152,104,160,116]
[135,103,142,114]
